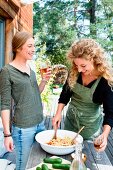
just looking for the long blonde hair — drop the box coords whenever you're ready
[12,31,33,60]
[67,38,113,88]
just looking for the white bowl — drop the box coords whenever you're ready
[35,129,83,155]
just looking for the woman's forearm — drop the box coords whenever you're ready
[103,124,111,138]
[52,103,65,128]
[1,110,11,134]
[39,79,47,93]
[55,103,65,115]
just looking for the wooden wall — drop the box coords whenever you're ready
[0,0,33,63]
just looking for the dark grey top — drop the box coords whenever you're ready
[0,64,43,128]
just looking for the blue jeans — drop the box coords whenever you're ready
[12,121,45,170]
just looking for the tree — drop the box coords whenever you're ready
[33,0,113,64]
[33,0,76,66]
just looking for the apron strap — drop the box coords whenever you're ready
[91,77,101,94]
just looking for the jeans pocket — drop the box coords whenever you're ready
[37,121,46,133]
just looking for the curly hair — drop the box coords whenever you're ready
[67,38,113,88]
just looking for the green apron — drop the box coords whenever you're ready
[64,78,103,140]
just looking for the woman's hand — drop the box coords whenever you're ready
[98,133,107,151]
[99,124,111,151]
[52,103,65,130]
[52,113,62,130]
[4,137,14,152]
[39,68,52,93]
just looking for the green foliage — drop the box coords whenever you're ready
[33,0,113,57]
[33,0,76,66]
[33,0,113,68]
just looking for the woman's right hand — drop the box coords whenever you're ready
[4,137,14,152]
[52,113,62,130]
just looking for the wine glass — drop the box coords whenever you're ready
[40,60,51,77]
[93,136,103,160]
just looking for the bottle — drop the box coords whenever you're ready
[70,142,87,170]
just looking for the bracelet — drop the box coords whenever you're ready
[3,133,12,137]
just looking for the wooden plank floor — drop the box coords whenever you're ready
[1,94,113,167]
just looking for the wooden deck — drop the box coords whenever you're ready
[1,94,113,168]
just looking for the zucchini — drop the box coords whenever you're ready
[36,167,42,170]
[43,158,62,164]
[42,163,49,170]
[52,163,70,170]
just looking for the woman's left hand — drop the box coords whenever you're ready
[99,125,111,151]
[98,133,107,151]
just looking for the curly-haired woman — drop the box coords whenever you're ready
[52,38,113,151]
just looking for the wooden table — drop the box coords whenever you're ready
[26,116,113,170]
[26,140,113,170]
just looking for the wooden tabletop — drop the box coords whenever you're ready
[26,115,113,170]
[26,140,113,170]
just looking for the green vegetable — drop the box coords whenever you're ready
[36,167,42,170]
[52,163,70,170]
[42,164,49,170]
[43,158,62,164]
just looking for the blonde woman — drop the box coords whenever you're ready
[0,31,51,170]
[52,38,113,151]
